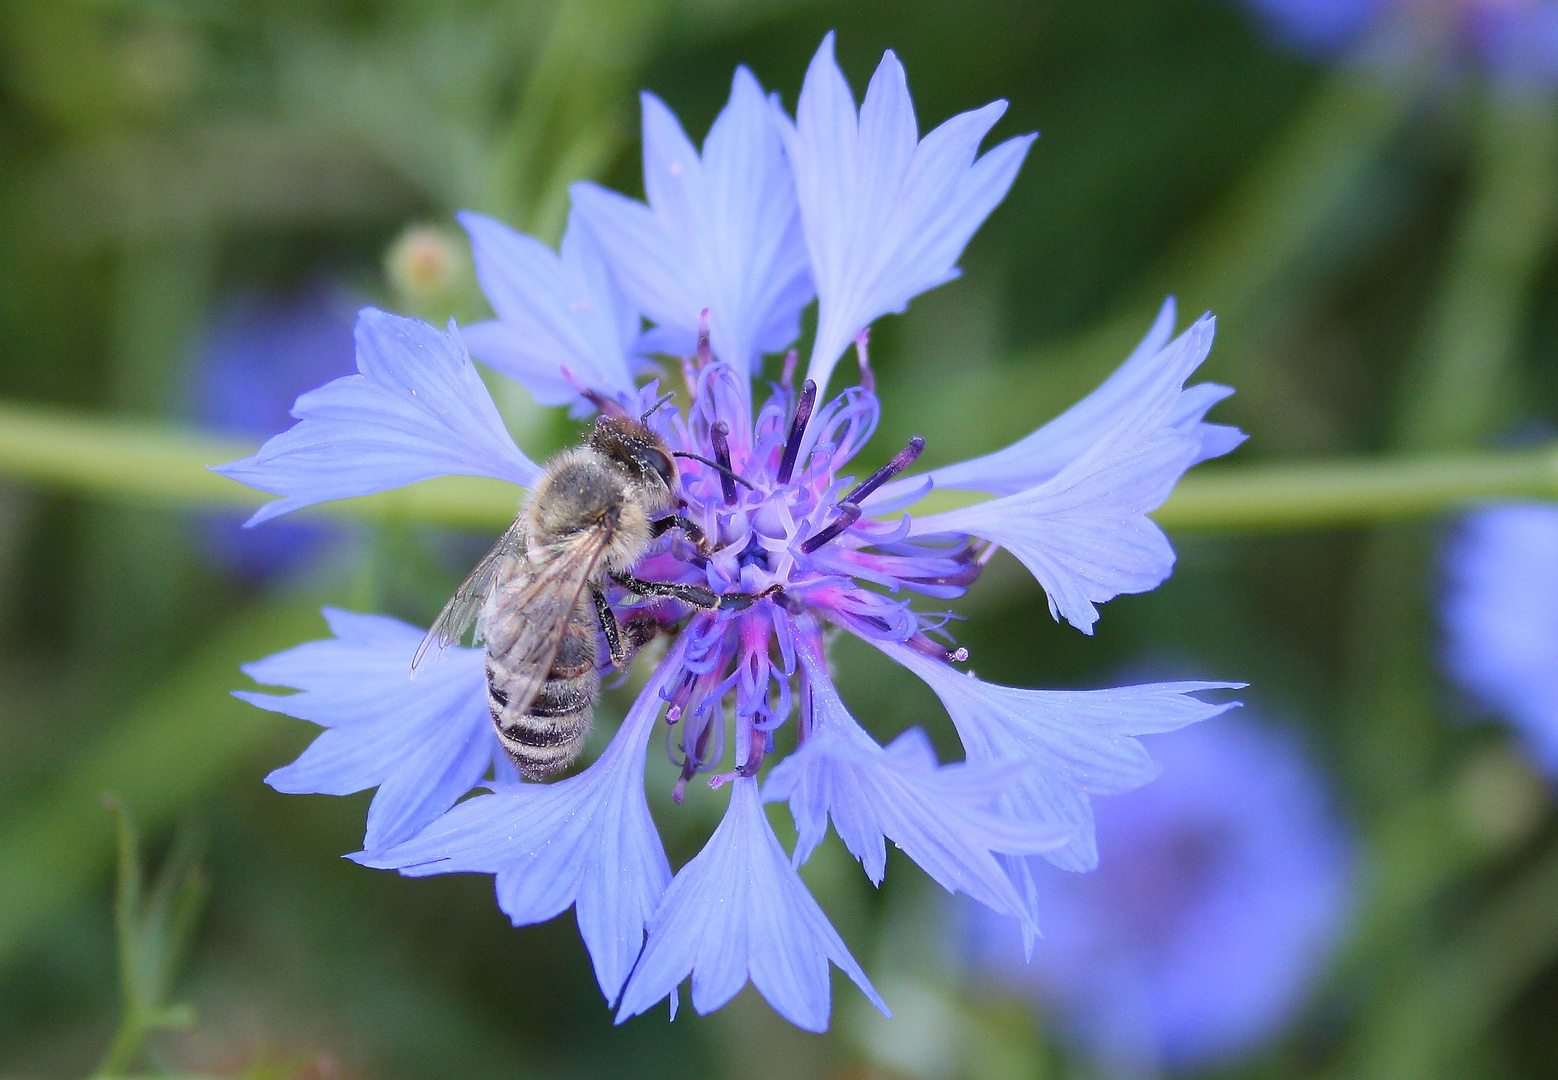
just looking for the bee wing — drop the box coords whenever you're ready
[480,524,616,715]
[412,516,526,674]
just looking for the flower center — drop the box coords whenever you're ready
[612,361,977,798]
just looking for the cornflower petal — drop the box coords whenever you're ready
[616,776,888,1032]
[237,609,495,851]
[214,309,539,525]
[762,639,1070,931]
[460,210,640,407]
[570,66,812,378]
[355,643,684,1003]
[879,639,1241,874]
[905,316,1221,634]
[879,302,1244,500]
[780,33,1035,394]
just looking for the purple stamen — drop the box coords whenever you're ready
[680,354,699,402]
[843,436,925,504]
[666,671,697,724]
[696,309,713,367]
[780,348,798,389]
[907,632,969,663]
[777,379,817,485]
[562,366,631,419]
[710,420,737,505]
[855,329,874,393]
[736,733,767,777]
[800,501,861,554]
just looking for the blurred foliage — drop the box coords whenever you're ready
[3,0,1558,1078]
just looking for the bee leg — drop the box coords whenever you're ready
[610,573,785,612]
[715,583,786,611]
[622,615,659,658]
[610,573,721,610]
[594,586,660,669]
[593,587,631,669]
[650,514,711,556]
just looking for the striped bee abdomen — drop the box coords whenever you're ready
[489,597,600,780]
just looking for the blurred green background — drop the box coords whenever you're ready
[3,0,1558,1077]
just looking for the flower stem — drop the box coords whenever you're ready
[2,399,1557,532]
[1152,445,1558,531]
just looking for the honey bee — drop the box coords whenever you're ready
[412,408,759,779]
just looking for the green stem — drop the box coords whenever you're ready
[1151,447,1558,529]
[1392,89,1558,451]
[2,399,1557,531]
[487,0,669,238]
[93,1016,147,1080]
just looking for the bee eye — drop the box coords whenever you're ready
[643,448,675,487]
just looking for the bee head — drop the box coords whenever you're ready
[588,415,678,494]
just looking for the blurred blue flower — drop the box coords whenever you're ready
[1245,0,1558,85]
[1244,0,1385,55]
[192,285,357,577]
[1442,504,1558,776]
[223,35,1244,1032]
[964,713,1355,1072]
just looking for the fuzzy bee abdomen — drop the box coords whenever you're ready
[488,597,599,780]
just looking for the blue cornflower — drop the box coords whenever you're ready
[219,35,1244,1032]
[1442,504,1558,777]
[963,712,1355,1072]
[1246,0,1558,85]
[192,284,358,578]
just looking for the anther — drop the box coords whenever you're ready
[710,420,737,505]
[855,329,875,393]
[696,308,713,367]
[777,379,817,485]
[907,632,969,664]
[842,436,925,505]
[563,366,630,419]
[800,501,861,554]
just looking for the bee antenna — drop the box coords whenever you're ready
[641,391,676,424]
[672,451,755,490]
